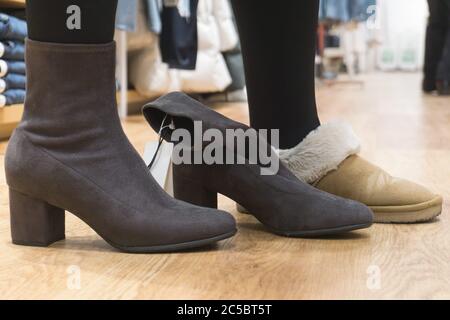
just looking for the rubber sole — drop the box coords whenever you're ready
[236,204,372,237]
[13,237,66,247]
[371,196,443,224]
[10,188,237,254]
[238,195,443,225]
[104,229,237,253]
[268,223,372,238]
[13,229,237,253]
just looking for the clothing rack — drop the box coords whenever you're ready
[316,21,365,88]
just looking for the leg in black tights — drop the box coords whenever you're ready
[423,0,449,91]
[26,0,118,44]
[231,0,320,149]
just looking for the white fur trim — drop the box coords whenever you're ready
[277,122,361,184]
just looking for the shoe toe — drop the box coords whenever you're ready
[185,206,237,240]
[205,208,237,236]
[316,155,439,208]
[374,177,436,207]
[317,194,373,230]
[347,199,374,227]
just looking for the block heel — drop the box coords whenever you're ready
[9,189,65,247]
[173,169,218,209]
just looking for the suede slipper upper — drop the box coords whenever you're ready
[277,122,443,223]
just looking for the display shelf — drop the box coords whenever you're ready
[0,0,25,139]
[0,104,23,139]
[0,0,25,8]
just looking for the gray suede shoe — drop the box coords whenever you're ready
[5,40,236,253]
[143,92,373,237]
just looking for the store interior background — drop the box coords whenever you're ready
[0,0,449,299]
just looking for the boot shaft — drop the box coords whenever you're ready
[19,39,119,137]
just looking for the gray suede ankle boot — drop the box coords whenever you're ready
[143,92,373,237]
[5,40,236,253]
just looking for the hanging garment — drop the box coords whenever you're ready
[348,0,377,21]
[129,45,182,97]
[320,0,377,22]
[129,0,236,97]
[0,13,27,41]
[320,0,351,22]
[116,0,162,34]
[160,0,200,70]
[127,0,159,52]
[146,0,163,34]
[179,0,231,90]
[212,0,239,52]
[116,0,138,32]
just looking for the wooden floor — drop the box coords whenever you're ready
[0,72,449,300]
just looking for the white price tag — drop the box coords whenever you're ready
[144,140,174,196]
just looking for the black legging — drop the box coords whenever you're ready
[26,0,118,44]
[424,0,450,90]
[26,0,321,149]
[231,0,321,149]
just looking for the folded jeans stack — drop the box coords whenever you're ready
[0,13,27,108]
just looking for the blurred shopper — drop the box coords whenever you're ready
[424,0,450,95]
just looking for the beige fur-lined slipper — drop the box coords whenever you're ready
[238,122,442,223]
[278,122,443,223]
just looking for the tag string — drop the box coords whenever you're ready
[148,114,172,170]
